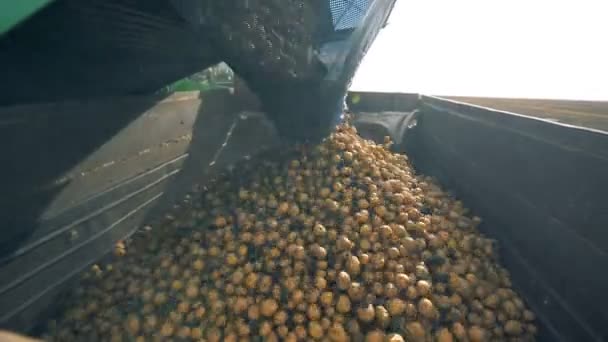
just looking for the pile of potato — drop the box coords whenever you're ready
[46,120,537,341]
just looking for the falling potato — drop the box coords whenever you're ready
[43,119,537,341]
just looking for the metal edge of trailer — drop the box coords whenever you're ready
[0,89,282,332]
[347,91,608,342]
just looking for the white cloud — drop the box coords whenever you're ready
[351,0,608,100]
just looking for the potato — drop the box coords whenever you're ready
[45,120,537,341]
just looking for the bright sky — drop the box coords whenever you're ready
[351,0,608,100]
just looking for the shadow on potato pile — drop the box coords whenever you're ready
[41,120,537,341]
[0,89,285,333]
